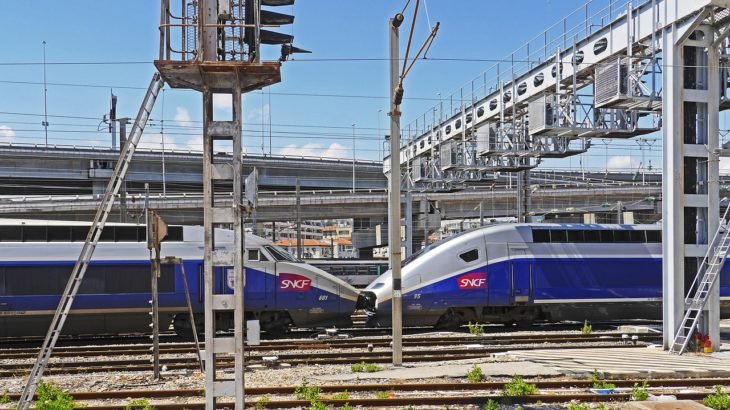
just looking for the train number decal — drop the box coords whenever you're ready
[457,272,487,289]
[279,273,312,291]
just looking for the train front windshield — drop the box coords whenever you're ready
[265,245,303,263]
[402,233,461,267]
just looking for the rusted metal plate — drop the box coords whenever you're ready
[154,60,281,93]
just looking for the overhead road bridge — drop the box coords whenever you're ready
[0,185,661,223]
[0,143,386,195]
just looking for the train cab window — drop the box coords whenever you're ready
[247,249,260,261]
[371,283,385,289]
[265,246,299,262]
[247,249,269,262]
[459,249,479,263]
[645,230,661,243]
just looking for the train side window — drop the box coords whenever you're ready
[550,230,568,242]
[628,230,644,243]
[613,230,630,242]
[71,226,88,242]
[532,230,550,243]
[583,230,600,242]
[599,230,614,242]
[23,226,47,242]
[47,226,72,242]
[566,230,584,242]
[459,249,479,263]
[0,226,22,241]
[115,226,138,242]
[645,230,661,243]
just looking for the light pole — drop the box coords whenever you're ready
[42,41,49,146]
[352,123,356,192]
[377,110,383,160]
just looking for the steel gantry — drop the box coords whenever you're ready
[392,0,730,352]
[154,0,300,408]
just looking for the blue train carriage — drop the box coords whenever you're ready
[356,224,730,328]
[0,219,359,338]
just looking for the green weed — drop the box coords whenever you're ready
[35,381,76,410]
[502,375,538,397]
[0,391,10,405]
[589,370,616,389]
[254,394,270,410]
[466,363,484,382]
[351,361,383,373]
[631,380,650,401]
[482,399,499,410]
[123,398,155,410]
[567,401,591,410]
[704,385,730,410]
[468,321,485,336]
[581,320,592,335]
[295,378,321,401]
[375,391,392,399]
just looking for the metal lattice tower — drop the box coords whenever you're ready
[388,0,730,350]
[155,0,299,407]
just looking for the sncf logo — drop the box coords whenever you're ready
[279,273,312,291]
[457,272,487,289]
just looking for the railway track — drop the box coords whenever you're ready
[5,378,726,409]
[0,320,661,348]
[0,332,658,360]
[0,342,654,377]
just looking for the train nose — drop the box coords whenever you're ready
[355,291,376,311]
[351,291,377,328]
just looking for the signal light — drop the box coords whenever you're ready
[245,0,309,61]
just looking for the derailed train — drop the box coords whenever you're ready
[0,219,359,337]
[356,224,730,327]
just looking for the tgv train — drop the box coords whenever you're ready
[356,224,730,328]
[0,219,360,338]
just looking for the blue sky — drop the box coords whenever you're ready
[0,0,677,173]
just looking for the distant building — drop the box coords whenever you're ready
[275,238,333,259]
[262,221,323,241]
[332,237,357,259]
[323,225,352,239]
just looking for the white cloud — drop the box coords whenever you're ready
[246,103,270,124]
[138,133,178,151]
[606,155,639,171]
[278,143,350,159]
[213,94,233,112]
[174,107,192,126]
[0,125,15,143]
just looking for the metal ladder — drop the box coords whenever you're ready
[17,72,165,410]
[669,202,730,355]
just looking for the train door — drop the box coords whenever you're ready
[508,245,532,304]
[244,248,270,303]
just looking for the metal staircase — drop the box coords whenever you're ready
[17,72,165,410]
[669,203,730,355]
